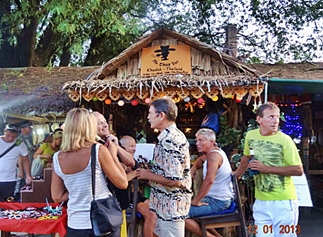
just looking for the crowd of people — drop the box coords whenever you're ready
[0,99,303,237]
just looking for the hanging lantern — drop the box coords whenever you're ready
[184,97,190,102]
[105,98,112,105]
[197,97,205,104]
[211,95,218,102]
[92,97,98,102]
[172,95,180,103]
[144,98,151,104]
[117,100,125,106]
[131,100,139,106]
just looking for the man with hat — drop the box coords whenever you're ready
[15,120,34,194]
[0,123,32,201]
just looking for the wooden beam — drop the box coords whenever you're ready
[3,113,49,123]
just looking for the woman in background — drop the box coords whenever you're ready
[33,129,62,166]
[51,108,127,237]
[31,129,63,177]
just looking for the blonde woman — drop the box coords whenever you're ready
[51,108,127,237]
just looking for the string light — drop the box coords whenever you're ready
[278,103,303,143]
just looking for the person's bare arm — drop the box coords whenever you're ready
[21,155,32,184]
[248,160,303,176]
[106,134,135,167]
[51,163,69,203]
[17,156,24,178]
[136,168,182,187]
[191,153,221,205]
[190,154,206,179]
[117,147,135,167]
[33,147,44,158]
[127,170,138,181]
[100,144,128,189]
[232,155,249,179]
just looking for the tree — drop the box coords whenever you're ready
[166,0,323,62]
[0,0,322,67]
[0,0,150,67]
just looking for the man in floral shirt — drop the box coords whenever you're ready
[136,97,192,237]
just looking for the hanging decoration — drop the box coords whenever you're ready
[109,90,121,101]
[144,98,151,104]
[104,98,112,105]
[221,88,234,99]
[117,100,125,106]
[184,97,190,102]
[78,85,264,106]
[211,95,219,101]
[197,97,205,104]
[234,87,248,102]
[172,95,181,103]
[82,91,95,102]
[122,91,135,100]
[68,89,80,102]
[131,100,139,106]
[96,91,108,101]
[205,88,219,99]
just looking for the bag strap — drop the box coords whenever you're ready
[90,143,97,200]
[0,143,18,158]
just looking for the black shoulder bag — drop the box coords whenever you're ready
[90,144,123,237]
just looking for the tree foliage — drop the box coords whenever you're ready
[0,0,322,67]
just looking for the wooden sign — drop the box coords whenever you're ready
[141,45,191,77]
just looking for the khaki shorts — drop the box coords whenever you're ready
[154,218,185,237]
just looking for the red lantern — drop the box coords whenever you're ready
[105,98,112,105]
[197,97,205,104]
[131,100,138,106]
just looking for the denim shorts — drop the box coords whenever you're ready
[188,196,232,218]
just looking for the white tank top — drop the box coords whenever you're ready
[53,143,112,229]
[203,148,233,201]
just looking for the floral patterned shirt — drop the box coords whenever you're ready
[149,123,192,221]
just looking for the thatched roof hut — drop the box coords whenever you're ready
[1,28,322,122]
[0,67,98,122]
[62,28,265,104]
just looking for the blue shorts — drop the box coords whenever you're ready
[188,196,232,218]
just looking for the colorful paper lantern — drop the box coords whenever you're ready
[184,97,190,102]
[131,100,138,106]
[117,100,125,106]
[173,96,181,103]
[104,98,112,105]
[197,97,205,104]
[92,97,98,101]
[211,95,218,101]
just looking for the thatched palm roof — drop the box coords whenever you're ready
[251,62,323,80]
[251,62,323,94]
[62,28,264,104]
[0,67,98,120]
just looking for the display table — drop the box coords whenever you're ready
[0,202,67,237]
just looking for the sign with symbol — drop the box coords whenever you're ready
[141,45,191,77]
